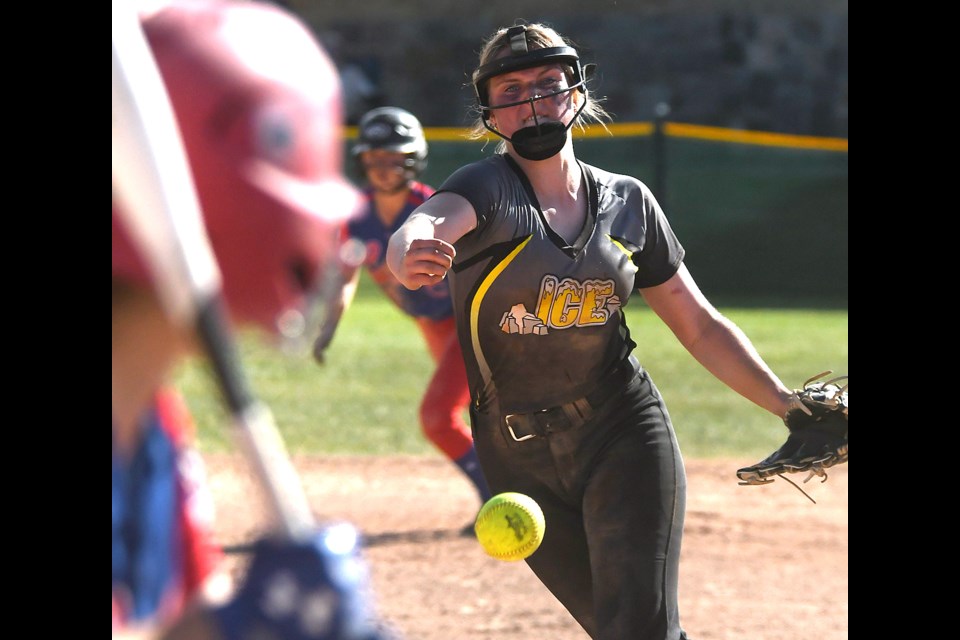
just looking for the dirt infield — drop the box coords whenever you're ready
[205,454,848,640]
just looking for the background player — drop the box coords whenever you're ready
[113,0,396,637]
[313,107,491,530]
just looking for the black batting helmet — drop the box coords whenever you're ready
[352,107,428,179]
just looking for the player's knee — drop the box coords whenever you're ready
[419,403,450,442]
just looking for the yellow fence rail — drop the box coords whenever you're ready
[345,122,848,152]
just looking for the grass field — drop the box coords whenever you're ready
[173,273,848,460]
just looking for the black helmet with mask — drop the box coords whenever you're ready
[472,25,593,161]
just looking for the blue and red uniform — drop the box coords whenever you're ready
[112,387,222,629]
[348,181,490,504]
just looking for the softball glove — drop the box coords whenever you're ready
[736,371,848,495]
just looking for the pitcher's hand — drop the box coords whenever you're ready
[393,238,455,290]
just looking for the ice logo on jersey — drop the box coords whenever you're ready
[499,275,621,334]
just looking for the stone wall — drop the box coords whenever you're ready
[287,0,847,138]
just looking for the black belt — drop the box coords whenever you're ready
[503,360,637,442]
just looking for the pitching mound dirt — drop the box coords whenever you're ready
[205,454,848,640]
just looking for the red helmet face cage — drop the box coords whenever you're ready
[112,0,360,337]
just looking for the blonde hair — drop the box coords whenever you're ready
[466,22,610,151]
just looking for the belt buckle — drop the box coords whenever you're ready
[504,414,537,442]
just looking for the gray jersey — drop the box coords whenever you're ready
[438,154,684,416]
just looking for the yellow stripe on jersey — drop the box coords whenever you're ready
[470,235,533,387]
[607,235,634,258]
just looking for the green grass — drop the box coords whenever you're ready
[173,273,848,460]
[624,304,848,457]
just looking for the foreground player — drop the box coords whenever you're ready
[313,107,491,527]
[113,1,395,637]
[388,22,815,640]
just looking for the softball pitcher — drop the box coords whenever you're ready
[388,22,806,640]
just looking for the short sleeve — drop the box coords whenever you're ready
[631,187,685,289]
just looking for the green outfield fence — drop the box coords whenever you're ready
[346,119,848,307]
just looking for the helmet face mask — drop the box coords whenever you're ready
[472,25,590,161]
[352,107,428,180]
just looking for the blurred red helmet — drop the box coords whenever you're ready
[112,0,360,337]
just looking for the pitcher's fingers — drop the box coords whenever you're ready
[404,271,447,290]
[407,246,453,271]
[409,237,456,259]
[408,256,450,278]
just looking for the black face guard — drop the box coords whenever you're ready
[472,27,594,161]
[485,94,588,161]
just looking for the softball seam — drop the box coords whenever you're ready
[475,503,542,561]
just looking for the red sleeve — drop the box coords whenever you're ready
[154,387,225,595]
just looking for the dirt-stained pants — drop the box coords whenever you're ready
[472,365,690,640]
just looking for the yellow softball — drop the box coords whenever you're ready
[474,492,546,562]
